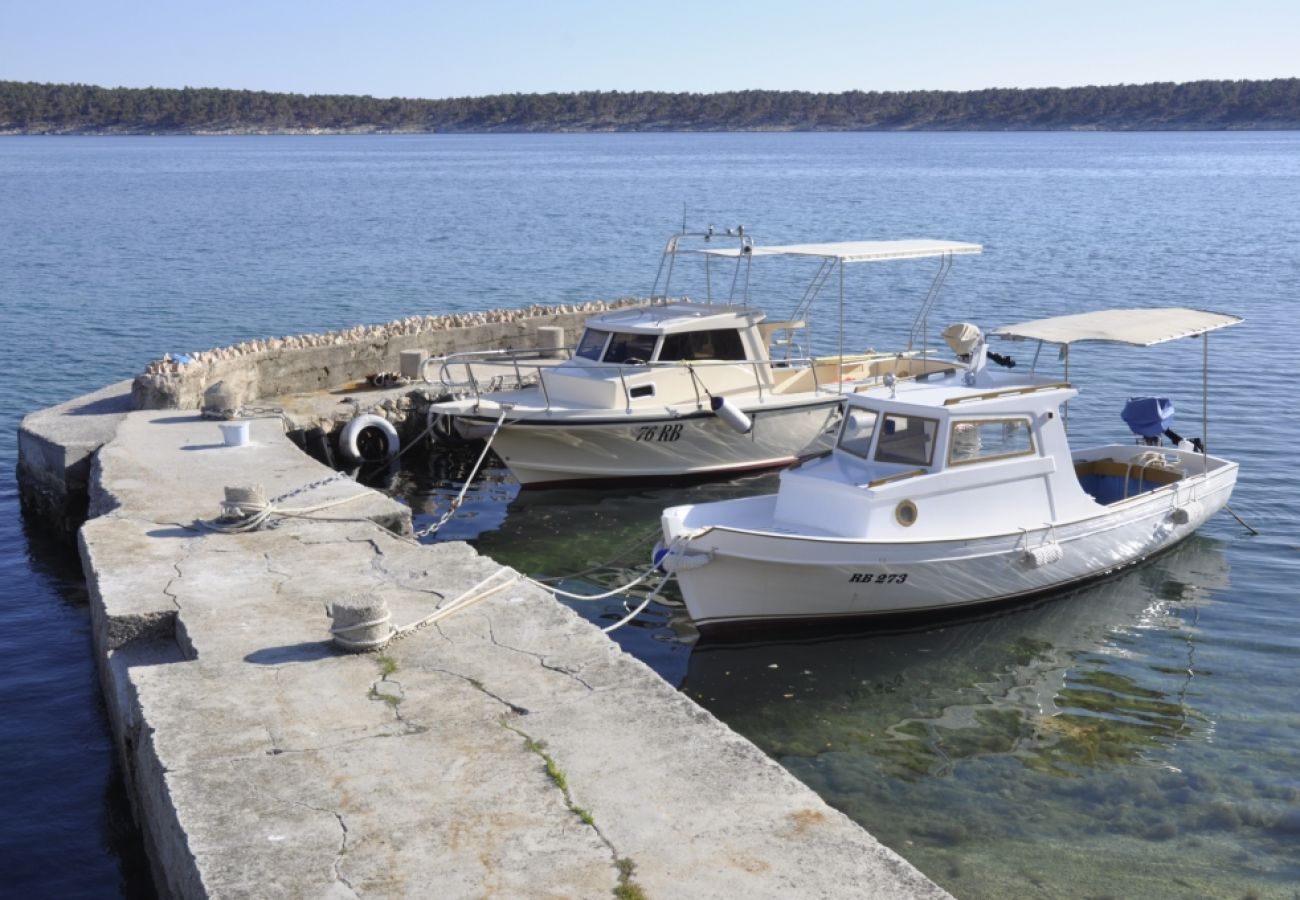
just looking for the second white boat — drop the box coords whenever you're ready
[658,307,1242,630]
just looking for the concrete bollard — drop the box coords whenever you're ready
[202,381,241,420]
[537,326,565,359]
[329,594,393,652]
[399,350,427,381]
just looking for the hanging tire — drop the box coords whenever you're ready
[340,414,400,464]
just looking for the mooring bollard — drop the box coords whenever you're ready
[399,349,426,381]
[329,593,393,652]
[537,326,564,358]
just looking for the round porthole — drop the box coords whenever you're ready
[895,499,918,527]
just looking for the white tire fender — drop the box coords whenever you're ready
[339,414,400,463]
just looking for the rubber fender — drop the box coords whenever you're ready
[340,414,400,464]
[710,395,753,434]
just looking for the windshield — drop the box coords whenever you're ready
[875,414,939,467]
[838,408,879,458]
[603,332,658,364]
[575,329,609,361]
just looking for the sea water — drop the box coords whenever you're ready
[2,132,1298,897]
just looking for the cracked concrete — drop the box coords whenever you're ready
[63,406,951,898]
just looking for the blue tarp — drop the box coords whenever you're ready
[1121,396,1174,438]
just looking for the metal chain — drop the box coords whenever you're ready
[200,405,286,420]
[270,471,353,505]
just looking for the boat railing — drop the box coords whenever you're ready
[423,346,576,394]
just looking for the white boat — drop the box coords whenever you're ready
[426,232,981,486]
[657,307,1242,631]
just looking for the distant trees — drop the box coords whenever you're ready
[1,79,1298,134]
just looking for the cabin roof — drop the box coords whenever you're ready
[993,307,1242,347]
[586,302,762,334]
[847,375,1075,417]
[700,239,982,263]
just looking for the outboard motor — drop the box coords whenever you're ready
[1120,396,1204,451]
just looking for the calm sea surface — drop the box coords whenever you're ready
[2,132,1298,898]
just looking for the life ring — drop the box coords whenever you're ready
[339,414,400,464]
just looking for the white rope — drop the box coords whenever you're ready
[522,566,659,601]
[329,609,394,651]
[526,533,694,633]
[599,570,677,633]
[388,567,523,640]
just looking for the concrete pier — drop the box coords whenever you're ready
[20,308,950,898]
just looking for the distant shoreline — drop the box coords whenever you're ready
[4,78,1298,134]
[6,124,1300,136]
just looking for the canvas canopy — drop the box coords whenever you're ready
[993,308,1242,347]
[700,239,982,263]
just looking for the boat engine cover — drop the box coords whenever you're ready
[1120,396,1174,438]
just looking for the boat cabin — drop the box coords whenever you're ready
[570,303,769,367]
[540,303,806,409]
[770,373,1221,541]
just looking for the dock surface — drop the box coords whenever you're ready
[65,407,949,897]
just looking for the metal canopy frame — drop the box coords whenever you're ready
[993,307,1243,464]
[650,226,756,305]
[700,239,983,386]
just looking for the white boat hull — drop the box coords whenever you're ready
[455,399,842,486]
[662,462,1237,628]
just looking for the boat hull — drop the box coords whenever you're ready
[453,399,842,487]
[663,463,1237,629]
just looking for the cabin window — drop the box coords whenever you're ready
[874,414,939,467]
[575,329,610,361]
[602,332,658,365]
[658,329,747,362]
[948,418,1036,465]
[837,408,880,458]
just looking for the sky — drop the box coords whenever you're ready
[2,0,1297,98]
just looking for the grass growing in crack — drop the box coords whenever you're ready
[544,756,568,792]
[506,723,649,898]
[614,858,647,900]
[368,685,402,707]
[375,655,398,677]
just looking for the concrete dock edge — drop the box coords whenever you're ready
[18,310,952,899]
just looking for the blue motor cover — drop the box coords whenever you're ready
[1121,396,1174,437]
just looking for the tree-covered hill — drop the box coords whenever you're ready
[2,79,1298,134]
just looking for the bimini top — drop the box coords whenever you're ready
[993,307,1243,347]
[701,239,982,263]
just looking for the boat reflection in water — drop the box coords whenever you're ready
[682,536,1241,897]
[684,535,1228,775]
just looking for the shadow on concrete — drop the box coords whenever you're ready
[152,416,205,425]
[245,641,338,665]
[180,443,239,452]
[145,526,202,539]
[66,395,133,417]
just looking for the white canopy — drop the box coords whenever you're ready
[993,308,1242,347]
[701,239,982,263]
